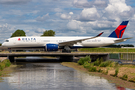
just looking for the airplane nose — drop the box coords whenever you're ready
[2,43,6,47]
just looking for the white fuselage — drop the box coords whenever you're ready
[2,36,120,48]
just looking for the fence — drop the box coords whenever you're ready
[109,53,135,61]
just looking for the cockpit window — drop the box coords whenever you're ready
[5,40,9,42]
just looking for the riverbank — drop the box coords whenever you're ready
[0,64,17,81]
[61,62,135,89]
[0,59,17,81]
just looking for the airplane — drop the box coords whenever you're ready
[2,21,132,52]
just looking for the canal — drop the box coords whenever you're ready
[0,58,133,90]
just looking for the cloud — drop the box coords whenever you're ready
[36,13,50,22]
[67,20,80,30]
[26,31,42,36]
[73,0,107,8]
[105,0,131,13]
[104,0,133,21]
[0,0,31,5]
[35,28,46,33]
[77,8,100,21]
[60,14,71,20]
[69,12,73,15]
[1,10,39,17]
[94,0,107,7]
[54,8,62,12]
[73,0,91,8]
[0,23,16,33]
[0,23,17,42]
[90,20,115,30]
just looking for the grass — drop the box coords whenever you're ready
[77,56,114,74]
[0,59,11,76]
[120,74,128,81]
[130,73,135,75]
[0,72,2,76]
[79,48,135,60]
[89,67,97,72]
[119,65,135,68]
[61,62,135,89]
[76,55,135,86]
[99,61,113,67]
[129,78,135,83]
[114,68,119,77]
[79,48,135,53]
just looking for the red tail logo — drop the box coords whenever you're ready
[108,21,129,38]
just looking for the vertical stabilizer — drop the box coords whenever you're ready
[108,21,129,38]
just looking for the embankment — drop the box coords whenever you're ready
[0,58,14,78]
[61,62,135,89]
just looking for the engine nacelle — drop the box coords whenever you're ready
[46,44,58,51]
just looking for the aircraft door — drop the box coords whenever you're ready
[13,39,16,45]
[37,39,41,45]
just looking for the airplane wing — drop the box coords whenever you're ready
[115,37,132,43]
[59,32,104,46]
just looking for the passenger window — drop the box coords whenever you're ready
[5,40,9,42]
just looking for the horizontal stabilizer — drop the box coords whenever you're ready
[114,37,132,43]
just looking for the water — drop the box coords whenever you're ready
[0,61,133,90]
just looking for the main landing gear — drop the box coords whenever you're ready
[62,46,71,53]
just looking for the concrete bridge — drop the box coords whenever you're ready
[0,52,109,62]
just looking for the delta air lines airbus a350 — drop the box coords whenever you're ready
[2,21,132,52]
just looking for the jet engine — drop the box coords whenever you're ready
[46,44,58,51]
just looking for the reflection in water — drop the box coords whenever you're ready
[116,86,126,90]
[0,63,132,90]
[16,57,59,62]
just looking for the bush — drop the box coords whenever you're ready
[4,59,11,67]
[109,62,119,67]
[0,59,11,71]
[89,67,97,72]
[78,56,91,65]
[100,57,104,62]
[120,74,128,81]
[0,71,2,76]
[93,58,102,66]
[114,68,119,77]
[129,77,135,83]
[83,62,91,69]
[99,62,108,67]
[97,69,102,72]
[99,61,112,67]
[102,68,109,75]
[0,63,5,71]
[105,68,109,75]
[114,62,119,67]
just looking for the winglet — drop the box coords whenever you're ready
[96,32,104,37]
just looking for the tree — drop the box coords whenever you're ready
[11,29,26,37]
[41,30,55,36]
